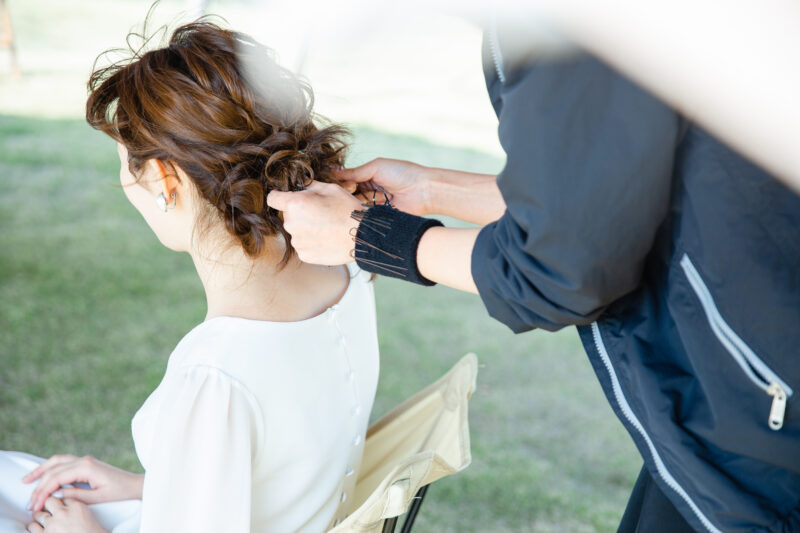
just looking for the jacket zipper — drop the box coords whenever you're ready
[680,254,792,430]
[488,20,506,84]
[591,322,721,533]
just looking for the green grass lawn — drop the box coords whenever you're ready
[0,114,640,532]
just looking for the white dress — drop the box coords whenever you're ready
[0,262,380,533]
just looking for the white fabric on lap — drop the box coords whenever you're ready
[0,451,42,530]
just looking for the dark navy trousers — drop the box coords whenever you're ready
[618,466,697,533]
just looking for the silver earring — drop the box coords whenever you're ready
[156,192,177,212]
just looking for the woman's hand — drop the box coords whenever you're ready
[26,496,107,533]
[337,158,434,216]
[22,455,144,512]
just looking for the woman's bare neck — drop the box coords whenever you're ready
[189,238,350,324]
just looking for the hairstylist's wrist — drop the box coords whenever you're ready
[425,167,473,218]
[422,167,450,216]
[420,168,502,225]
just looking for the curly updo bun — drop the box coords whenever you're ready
[86,20,349,264]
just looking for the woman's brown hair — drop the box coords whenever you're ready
[86,20,349,264]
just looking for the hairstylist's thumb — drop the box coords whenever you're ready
[335,160,379,183]
[266,189,294,212]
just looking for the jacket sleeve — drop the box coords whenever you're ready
[472,53,681,333]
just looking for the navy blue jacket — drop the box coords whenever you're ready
[471,32,800,532]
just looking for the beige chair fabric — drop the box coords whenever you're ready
[329,353,478,533]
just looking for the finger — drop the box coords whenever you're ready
[265,189,293,211]
[342,181,358,194]
[26,521,44,533]
[30,465,84,511]
[43,496,65,514]
[310,181,357,199]
[32,511,51,527]
[301,180,328,192]
[22,455,75,483]
[59,488,102,505]
[31,465,82,511]
[335,160,379,183]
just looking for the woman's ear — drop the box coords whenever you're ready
[153,160,181,198]
[144,159,192,214]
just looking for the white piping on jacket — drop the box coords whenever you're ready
[590,322,721,533]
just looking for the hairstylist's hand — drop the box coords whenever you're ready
[23,455,144,512]
[336,158,433,216]
[266,181,362,266]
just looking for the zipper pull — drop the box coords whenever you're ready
[767,382,787,431]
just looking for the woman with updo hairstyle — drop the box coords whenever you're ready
[0,20,379,533]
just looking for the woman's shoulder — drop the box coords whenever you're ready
[166,317,281,380]
[165,262,376,377]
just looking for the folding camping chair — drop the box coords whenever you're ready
[329,353,478,533]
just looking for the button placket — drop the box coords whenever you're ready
[331,307,365,493]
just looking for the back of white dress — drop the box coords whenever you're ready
[130,261,380,532]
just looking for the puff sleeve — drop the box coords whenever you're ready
[138,365,262,533]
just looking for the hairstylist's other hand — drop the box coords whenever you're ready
[23,455,144,512]
[266,181,361,266]
[336,158,433,216]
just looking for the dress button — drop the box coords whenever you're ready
[339,336,347,346]
[351,405,361,416]
[352,434,362,446]
[340,492,348,503]
[345,466,355,477]
[345,370,355,382]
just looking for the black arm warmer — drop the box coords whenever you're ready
[350,205,443,286]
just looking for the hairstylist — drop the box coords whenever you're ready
[266,29,800,532]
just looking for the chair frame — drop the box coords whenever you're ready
[380,485,429,533]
